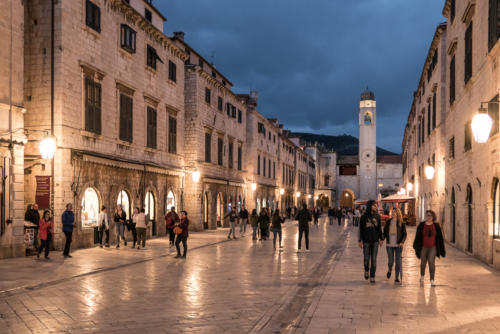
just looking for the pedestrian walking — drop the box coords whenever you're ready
[130,207,139,248]
[286,207,292,219]
[271,209,285,250]
[258,208,270,240]
[296,204,312,252]
[239,205,249,235]
[165,206,179,247]
[135,208,148,249]
[354,208,361,227]
[61,203,75,258]
[174,210,189,258]
[98,206,110,247]
[114,204,127,248]
[225,207,239,240]
[347,210,354,225]
[313,207,320,227]
[250,209,259,240]
[328,207,335,225]
[26,203,40,248]
[37,210,53,260]
[413,210,446,286]
[336,207,342,226]
[383,207,407,283]
[358,200,383,283]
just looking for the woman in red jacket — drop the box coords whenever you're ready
[37,210,54,259]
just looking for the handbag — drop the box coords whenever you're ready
[173,226,183,235]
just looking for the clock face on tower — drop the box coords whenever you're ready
[361,149,375,162]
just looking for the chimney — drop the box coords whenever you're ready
[173,31,185,41]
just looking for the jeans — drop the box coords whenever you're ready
[363,242,379,278]
[115,222,125,245]
[386,246,402,280]
[63,231,72,256]
[298,225,309,250]
[176,235,187,256]
[136,227,147,248]
[240,218,247,233]
[420,246,436,280]
[260,227,268,240]
[337,217,342,226]
[272,228,282,248]
[328,216,334,225]
[99,229,109,246]
[167,228,175,245]
[228,221,237,238]
[252,225,258,239]
[38,234,52,258]
[130,224,137,247]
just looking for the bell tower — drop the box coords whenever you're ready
[358,88,377,200]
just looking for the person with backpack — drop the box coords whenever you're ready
[224,207,239,240]
[383,207,407,284]
[296,204,312,252]
[413,210,446,286]
[165,206,179,247]
[358,199,383,283]
[271,209,285,250]
[37,210,53,260]
[98,206,110,248]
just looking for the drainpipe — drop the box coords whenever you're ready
[50,0,55,216]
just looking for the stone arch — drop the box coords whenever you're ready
[80,186,102,229]
[340,189,355,208]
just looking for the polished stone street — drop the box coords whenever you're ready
[0,217,500,334]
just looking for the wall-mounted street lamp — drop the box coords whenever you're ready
[471,102,494,143]
[191,171,200,183]
[39,136,56,160]
[307,194,312,199]
[296,192,301,198]
[425,165,435,180]
[407,182,414,192]
[279,188,285,195]
[251,183,257,191]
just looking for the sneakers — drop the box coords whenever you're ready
[116,244,120,249]
[174,254,182,258]
[386,271,391,279]
[430,280,436,286]
[137,246,141,250]
[370,277,375,284]
[395,278,401,284]
[364,271,369,280]
[64,254,72,258]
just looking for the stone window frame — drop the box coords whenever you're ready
[116,81,135,143]
[217,133,224,166]
[85,0,101,33]
[80,62,105,136]
[204,128,212,163]
[167,105,179,154]
[144,94,159,150]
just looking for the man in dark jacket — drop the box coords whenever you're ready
[239,205,249,235]
[26,204,41,248]
[358,200,383,283]
[61,203,75,258]
[327,207,335,225]
[336,207,343,226]
[296,204,312,252]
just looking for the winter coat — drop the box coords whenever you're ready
[358,212,383,243]
[38,218,54,241]
[413,222,446,259]
[62,210,74,232]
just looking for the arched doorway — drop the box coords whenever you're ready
[467,184,473,252]
[145,191,156,236]
[216,192,223,228]
[451,187,456,243]
[166,190,175,211]
[117,190,131,221]
[256,198,261,214]
[340,189,354,208]
[81,187,100,228]
[237,195,242,213]
[493,179,500,238]
[203,192,209,229]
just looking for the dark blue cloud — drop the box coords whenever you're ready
[157,0,445,153]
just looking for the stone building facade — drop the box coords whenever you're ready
[23,0,187,249]
[0,0,26,258]
[403,0,500,268]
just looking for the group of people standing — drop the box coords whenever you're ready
[358,199,446,285]
[327,206,362,227]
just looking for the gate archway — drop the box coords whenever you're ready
[340,189,355,208]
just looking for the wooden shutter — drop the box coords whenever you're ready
[238,146,242,170]
[432,93,436,129]
[465,23,473,83]
[85,79,101,134]
[228,142,233,168]
[147,107,157,148]
[205,133,211,162]
[120,95,133,142]
[168,116,177,153]
[450,56,455,104]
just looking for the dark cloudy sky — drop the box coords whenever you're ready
[157,0,445,154]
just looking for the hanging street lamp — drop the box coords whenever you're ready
[39,137,56,159]
[424,165,435,180]
[471,108,493,143]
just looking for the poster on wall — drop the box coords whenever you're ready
[35,176,51,209]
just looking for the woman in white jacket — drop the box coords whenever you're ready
[98,206,110,248]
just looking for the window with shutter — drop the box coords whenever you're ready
[119,94,133,142]
[450,56,456,104]
[231,105,236,118]
[268,160,271,178]
[218,97,223,111]
[263,157,266,177]
[432,93,436,129]
[120,25,136,53]
[147,107,157,148]
[464,121,472,151]
[422,116,425,143]
[168,116,177,153]
[427,104,431,135]
[465,23,473,83]
[257,155,260,175]
[226,103,230,116]
[489,95,499,135]
[85,0,100,33]
[217,138,223,166]
[85,78,101,134]
[488,0,500,51]
[273,162,275,179]
[205,133,211,163]
[237,109,242,123]
[237,146,242,170]
[147,45,163,70]
[228,142,233,168]
[449,137,455,159]
[168,61,176,82]
[450,0,455,22]
[205,88,211,104]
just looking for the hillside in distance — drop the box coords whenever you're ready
[292,132,398,156]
